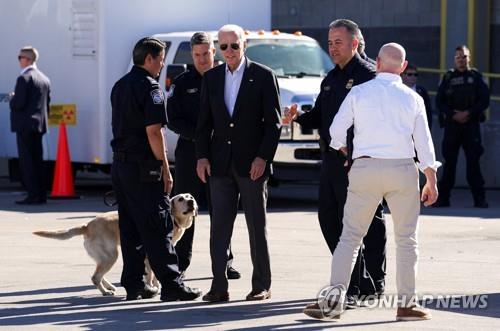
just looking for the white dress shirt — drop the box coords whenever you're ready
[329,72,440,171]
[20,64,36,75]
[224,57,246,117]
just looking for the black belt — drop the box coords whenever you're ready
[113,152,149,162]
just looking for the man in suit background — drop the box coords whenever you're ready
[196,24,282,302]
[9,46,51,205]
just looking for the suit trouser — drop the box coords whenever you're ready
[173,138,235,272]
[111,160,182,292]
[439,121,485,203]
[209,166,271,293]
[319,151,386,296]
[16,132,46,199]
[330,158,420,307]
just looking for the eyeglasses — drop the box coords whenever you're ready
[404,72,418,77]
[219,43,240,51]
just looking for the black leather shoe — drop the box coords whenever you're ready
[227,266,241,280]
[126,284,159,300]
[474,200,489,208]
[15,197,46,205]
[202,290,229,302]
[345,294,358,309]
[246,289,271,301]
[161,285,202,301]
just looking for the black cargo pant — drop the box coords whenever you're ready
[318,150,387,296]
[111,159,182,293]
[173,138,235,272]
[439,120,486,203]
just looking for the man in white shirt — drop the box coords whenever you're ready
[303,43,439,321]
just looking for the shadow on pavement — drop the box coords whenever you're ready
[422,292,500,319]
[0,295,341,330]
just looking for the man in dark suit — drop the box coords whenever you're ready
[167,31,241,280]
[9,46,51,205]
[196,24,282,302]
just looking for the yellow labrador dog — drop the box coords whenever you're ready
[33,193,198,296]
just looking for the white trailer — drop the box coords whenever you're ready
[0,0,271,178]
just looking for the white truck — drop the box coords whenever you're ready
[0,0,332,184]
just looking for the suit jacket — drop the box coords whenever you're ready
[195,58,282,177]
[10,67,51,134]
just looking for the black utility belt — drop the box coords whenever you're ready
[140,159,163,182]
[113,153,163,182]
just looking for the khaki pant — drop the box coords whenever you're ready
[330,158,420,306]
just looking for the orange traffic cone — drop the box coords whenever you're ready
[50,122,79,199]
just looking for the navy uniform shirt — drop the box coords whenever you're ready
[166,69,202,141]
[296,53,376,144]
[436,68,490,123]
[110,65,167,156]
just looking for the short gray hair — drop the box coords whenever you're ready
[190,31,214,48]
[218,24,246,42]
[19,46,39,62]
[329,19,360,40]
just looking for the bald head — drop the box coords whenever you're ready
[377,43,407,74]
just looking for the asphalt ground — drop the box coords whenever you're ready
[0,177,499,330]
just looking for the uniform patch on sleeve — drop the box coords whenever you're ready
[151,89,165,104]
[166,84,175,99]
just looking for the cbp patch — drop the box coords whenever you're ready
[151,89,165,104]
[166,84,175,99]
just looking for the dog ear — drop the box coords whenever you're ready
[170,197,176,214]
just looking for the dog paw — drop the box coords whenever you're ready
[102,290,115,296]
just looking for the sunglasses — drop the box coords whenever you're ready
[404,72,418,77]
[455,55,468,59]
[219,43,240,51]
[18,55,29,61]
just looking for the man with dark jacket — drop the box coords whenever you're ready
[10,46,51,205]
[167,31,241,280]
[286,19,386,306]
[196,24,281,303]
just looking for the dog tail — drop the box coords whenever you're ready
[33,225,87,240]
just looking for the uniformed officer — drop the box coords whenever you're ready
[434,45,490,208]
[166,31,241,280]
[286,19,386,305]
[110,37,202,301]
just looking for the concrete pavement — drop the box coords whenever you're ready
[0,184,499,330]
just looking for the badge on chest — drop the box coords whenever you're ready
[346,79,354,89]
